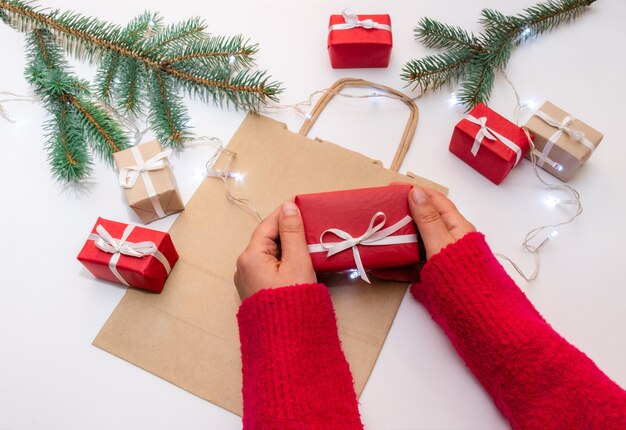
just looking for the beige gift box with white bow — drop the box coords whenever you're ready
[524,101,603,182]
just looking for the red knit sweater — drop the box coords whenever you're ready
[237,233,626,429]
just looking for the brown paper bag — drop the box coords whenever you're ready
[94,78,447,416]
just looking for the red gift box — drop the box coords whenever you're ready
[449,103,530,185]
[327,9,392,69]
[295,185,422,282]
[77,217,178,293]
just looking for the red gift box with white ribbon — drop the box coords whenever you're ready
[327,9,392,69]
[449,103,531,185]
[295,185,422,283]
[77,217,178,293]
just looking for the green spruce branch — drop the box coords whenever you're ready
[0,0,282,181]
[402,0,596,111]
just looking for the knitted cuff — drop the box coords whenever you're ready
[238,283,363,430]
[411,232,546,365]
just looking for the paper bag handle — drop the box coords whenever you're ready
[298,78,419,172]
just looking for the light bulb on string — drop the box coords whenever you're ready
[523,99,537,109]
[544,195,561,208]
[348,269,360,280]
[448,92,459,106]
[228,55,236,65]
[520,26,532,42]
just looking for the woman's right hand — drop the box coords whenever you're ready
[372,185,475,283]
[408,185,476,260]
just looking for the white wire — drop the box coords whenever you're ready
[496,71,584,282]
[260,87,421,117]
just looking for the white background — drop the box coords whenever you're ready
[1,0,625,429]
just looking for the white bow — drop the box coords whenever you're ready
[533,111,595,153]
[89,224,171,287]
[465,115,523,166]
[309,212,416,283]
[94,225,158,258]
[328,8,392,32]
[118,149,172,189]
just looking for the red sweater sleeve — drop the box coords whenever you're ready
[412,232,626,429]
[237,283,363,430]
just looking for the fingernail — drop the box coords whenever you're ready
[411,187,427,204]
[282,201,298,216]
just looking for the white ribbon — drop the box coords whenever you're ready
[119,147,169,218]
[88,224,172,287]
[328,8,392,33]
[307,212,417,283]
[465,115,523,166]
[533,111,595,168]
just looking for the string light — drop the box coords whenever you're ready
[204,137,262,222]
[259,86,422,117]
[448,92,460,106]
[348,269,360,280]
[495,71,584,282]
[523,99,537,109]
[0,91,39,123]
[228,55,236,65]
[544,195,560,208]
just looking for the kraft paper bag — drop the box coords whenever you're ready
[94,78,448,416]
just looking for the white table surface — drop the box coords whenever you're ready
[1,0,625,429]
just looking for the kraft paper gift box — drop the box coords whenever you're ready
[449,103,530,185]
[327,9,392,68]
[524,101,603,182]
[77,217,179,293]
[113,140,184,224]
[295,184,423,282]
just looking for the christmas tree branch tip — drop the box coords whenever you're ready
[402,0,597,110]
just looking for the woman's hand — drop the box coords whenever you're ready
[372,185,475,283]
[234,201,317,300]
[409,186,476,260]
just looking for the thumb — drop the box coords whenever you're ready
[409,187,454,259]
[278,202,311,264]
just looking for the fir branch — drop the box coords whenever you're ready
[26,28,128,171]
[457,61,495,110]
[46,104,93,181]
[115,58,145,113]
[148,69,189,147]
[162,35,257,71]
[416,17,482,51]
[95,52,120,100]
[402,0,596,110]
[144,17,206,57]
[401,49,474,92]
[0,0,281,104]
[67,94,128,159]
[0,0,282,182]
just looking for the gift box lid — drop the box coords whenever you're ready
[328,13,393,47]
[457,103,530,163]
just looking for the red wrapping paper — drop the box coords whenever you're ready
[327,13,392,68]
[295,185,422,276]
[77,217,178,293]
[449,103,530,185]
